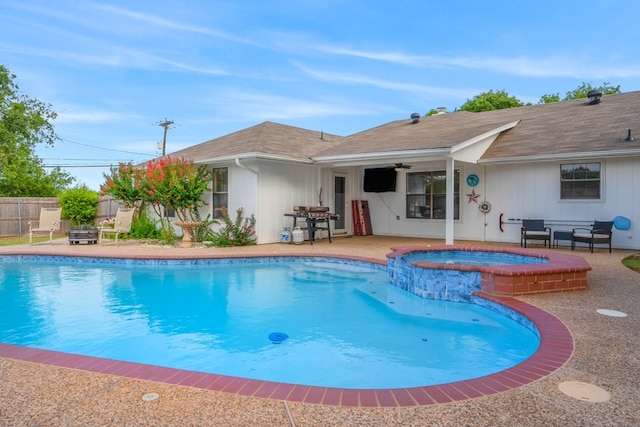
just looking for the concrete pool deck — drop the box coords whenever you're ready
[0,236,638,426]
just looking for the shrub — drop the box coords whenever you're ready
[58,186,99,227]
[206,207,256,247]
[129,210,162,240]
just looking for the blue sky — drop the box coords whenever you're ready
[2,0,639,190]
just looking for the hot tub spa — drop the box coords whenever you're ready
[387,245,592,301]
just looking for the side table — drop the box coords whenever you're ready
[553,230,573,248]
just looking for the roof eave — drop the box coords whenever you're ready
[479,148,640,164]
[195,152,314,165]
[313,148,452,166]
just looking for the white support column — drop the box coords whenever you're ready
[445,158,454,245]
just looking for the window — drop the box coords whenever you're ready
[560,163,601,199]
[406,170,460,219]
[212,167,228,219]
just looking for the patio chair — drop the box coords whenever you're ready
[100,208,135,245]
[28,207,62,245]
[520,219,551,248]
[571,221,614,253]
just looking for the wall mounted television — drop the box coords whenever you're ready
[363,167,397,192]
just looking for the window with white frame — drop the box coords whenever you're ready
[560,162,601,199]
[212,167,228,219]
[406,170,460,219]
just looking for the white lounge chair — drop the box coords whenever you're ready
[29,207,62,245]
[99,208,135,245]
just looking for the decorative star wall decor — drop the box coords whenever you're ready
[466,189,480,204]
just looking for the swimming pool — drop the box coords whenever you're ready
[0,255,539,389]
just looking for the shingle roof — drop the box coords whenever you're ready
[322,90,640,162]
[168,121,345,162]
[171,91,640,165]
[315,111,517,156]
[480,90,640,160]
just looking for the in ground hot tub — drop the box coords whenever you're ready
[387,245,591,301]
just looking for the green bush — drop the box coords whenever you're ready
[58,186,99,227]
[205,207,256,247]
[129,210,162,240]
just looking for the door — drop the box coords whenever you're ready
[333,173,347,234]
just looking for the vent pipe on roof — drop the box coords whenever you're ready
[587,90,603,105]
[320,131,324,140]
[624,129,635,142]
[410,113,420,124]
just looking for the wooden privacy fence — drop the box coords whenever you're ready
[0,197,123,238]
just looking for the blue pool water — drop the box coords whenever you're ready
[0,256,539,389]
[404,250,549,266]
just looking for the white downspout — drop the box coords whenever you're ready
[235,158,259,175]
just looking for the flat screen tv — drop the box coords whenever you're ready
[363,167,397,192]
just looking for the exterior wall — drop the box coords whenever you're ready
[351,157,639,250]
[354,161,489,241]
[483,157,638,250]
[257,160,323,244]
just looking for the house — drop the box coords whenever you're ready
[168,91,640,250]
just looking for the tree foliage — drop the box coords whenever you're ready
[101,163,146,209]
[58,185,99,227]
[458,90,525,112]
[0,65,74,196]
[427,82,623,114]
[100,157,215,242]
[539,81,621,104]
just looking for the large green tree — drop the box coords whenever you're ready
[458,89,525,112]
[0,65,74,196]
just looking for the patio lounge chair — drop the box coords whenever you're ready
[28,207,62,245]
[571,221,614,253]
[520,219,551,248]
[100,208,134,245]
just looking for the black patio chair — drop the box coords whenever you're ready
[520,219,551,248]
[571,221,614,253]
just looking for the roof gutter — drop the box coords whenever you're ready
[312,148,451,165]
[196,152,314,165]
[479,148,640,165]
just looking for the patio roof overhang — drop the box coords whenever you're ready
[313,120,520,167]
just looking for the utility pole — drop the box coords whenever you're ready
[158,118,175,156]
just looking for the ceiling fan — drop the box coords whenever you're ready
[394,163,412,171]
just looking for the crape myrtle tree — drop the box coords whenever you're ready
[0,65,74,196]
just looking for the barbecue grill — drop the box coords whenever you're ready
[284,206,339,245]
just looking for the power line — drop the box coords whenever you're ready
[42,164,120,168]
[41,158,133,161]
[59,138,155,157]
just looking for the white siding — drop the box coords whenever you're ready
[483,158,638,249]
[258,161,322,244]
[353,158,639,249]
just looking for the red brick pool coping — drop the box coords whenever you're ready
[0,252,575,407]
[388,245,592,296]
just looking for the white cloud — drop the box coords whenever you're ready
[310,45,640,79]
[294,63,474,98]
